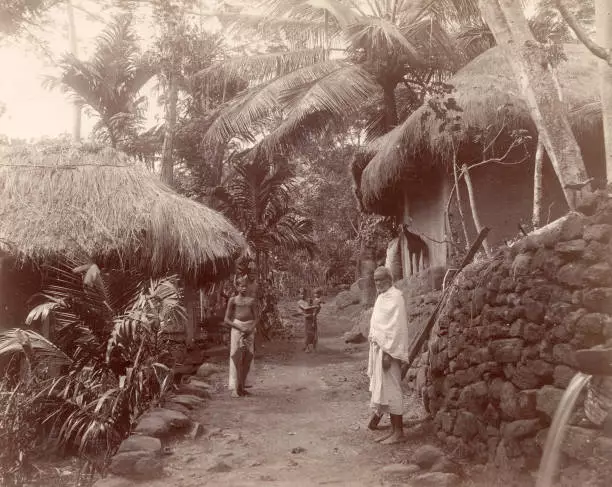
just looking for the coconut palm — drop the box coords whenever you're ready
[198,0,485,152]
[45,14,155,149]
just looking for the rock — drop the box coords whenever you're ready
[163,401,191,416]
[335,290,359,310]
[167,394,204,409]
[526,359,554,379]
[343,330,366,343]
[453,411,479,440]
[207,461,232,473]
[413,472,461,487]
[511,363,541,390]
[553,365,577,388]
[583,262,612,287]
[584,223,612,242]
[583,288,612,314]
[109,451,163,478]
[555,239,586,257]
[576,313,609,336]
[552,344,578,367]
[134,408,191,438]
[412,444,445,469]
[561,426,600,462]
[500,381,520,419]
[502,419,541,440]
[489,339,524,363]
[430,457,463,476]
[557,262,586,287]
[536,386,565,419]
[177,381,211,399]
[196,362,222,379]
[593,436,612,461]
[380,463,421,478]
[560,213,586,240]
[117,435,161,455]
[92,476,135,487]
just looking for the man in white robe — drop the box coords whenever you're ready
[367,266,410,444]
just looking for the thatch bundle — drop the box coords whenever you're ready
[0,143,245,282]
[361,43,601,211]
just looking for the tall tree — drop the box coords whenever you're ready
[66,0,81,142]
[555,0,612,186]
[478,0,591,210]
[46,14,154,148]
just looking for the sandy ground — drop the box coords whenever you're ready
[144,302,533,487]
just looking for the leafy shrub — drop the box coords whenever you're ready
[0,261,186,484]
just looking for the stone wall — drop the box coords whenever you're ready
[424,195,612,470]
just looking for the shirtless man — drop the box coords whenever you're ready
[224,276,258,397]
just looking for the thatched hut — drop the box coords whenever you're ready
[359,43,603,276]
[0,143,246,331]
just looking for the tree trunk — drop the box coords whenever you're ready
[67,0,81,142]
[595,0,612,186]
[453,153,471,251]
[532,137,544,228]
[382,83,398,130]
[478,0,591,210]
[462,164,490,256]
[355,82,398,308]
[161,75,178,186]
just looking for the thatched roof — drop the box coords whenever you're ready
[0,143,246,283]
[361,43,601,212]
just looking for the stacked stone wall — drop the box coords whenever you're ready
[424,195,612,470]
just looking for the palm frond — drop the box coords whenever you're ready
[198,48,328,83]
[263,64,379,149]
[0,328,72,369]
[202,60,346,144]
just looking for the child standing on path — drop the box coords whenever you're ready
[312,288,324,350]
[298,288,317,353]
[225,276,258,397]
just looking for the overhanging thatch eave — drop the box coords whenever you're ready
[0,143,246,284]
[361,42,602,213]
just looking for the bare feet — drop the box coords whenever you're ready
[231,390,241,398]
[240,388,252,396]
[380,432,404,445]
[367,413,382,431]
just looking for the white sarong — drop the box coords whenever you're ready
[228,319,255,390]
[368,286,410,415]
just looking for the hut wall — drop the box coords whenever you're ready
[401,173,449,272]
[456,156,569,250]
[414,198,612,471]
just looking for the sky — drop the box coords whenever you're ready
[0,0,222,141]
[0,0,544,141]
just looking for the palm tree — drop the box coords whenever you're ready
[198,0,478,152]
[46,14,154,149]
[212,150,316,284]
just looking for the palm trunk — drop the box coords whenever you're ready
[533,137,545,228]
[161,75,178,186]
[596,0,612,186]
[479,0,591,210]
[67,0,81,142]
[357,82,398,307]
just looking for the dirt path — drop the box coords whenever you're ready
[147,304,445,487]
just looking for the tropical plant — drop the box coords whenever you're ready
[0,260,185,481]
[213,150,315,283]
[45,14,154,149]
